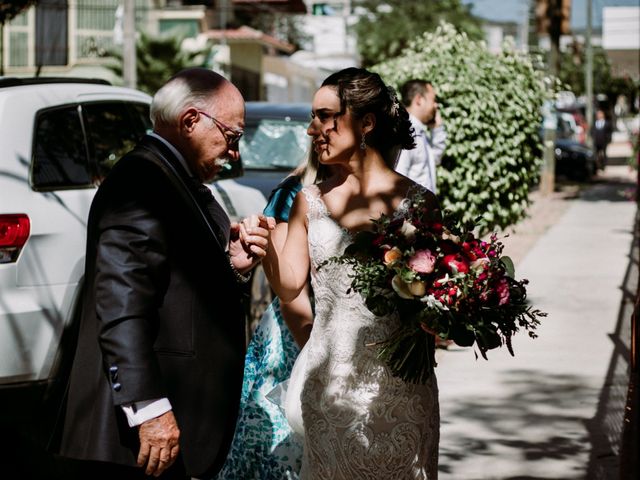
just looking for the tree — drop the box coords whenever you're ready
[104,32,212,95]
[354,0,483,67]
[0,0,38,75]
[0,0,36,24]
[374,23,552,234]
[559,42,638,112]
[535,0,571,76]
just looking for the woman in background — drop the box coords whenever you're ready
[215,155,329,480]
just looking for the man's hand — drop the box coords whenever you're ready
[427,108,442,129]
[137,411,181,477]
[229,214,275,272]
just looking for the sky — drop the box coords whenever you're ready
[461,0,640,29]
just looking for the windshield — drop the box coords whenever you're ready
[239,118,310,170]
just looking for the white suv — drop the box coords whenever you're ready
[0,78,267,436]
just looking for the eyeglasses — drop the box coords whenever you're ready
[197,110,244,148]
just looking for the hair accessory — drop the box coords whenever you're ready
[387,86,401,117]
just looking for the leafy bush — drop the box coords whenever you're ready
[374,23,551,234]
[353,0,483,67]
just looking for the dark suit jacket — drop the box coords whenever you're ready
[591,119,612,149]
[59,135,246,477]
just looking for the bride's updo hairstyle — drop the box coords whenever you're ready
[321,67,415,168]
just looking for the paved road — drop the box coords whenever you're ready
[436,164,638,479]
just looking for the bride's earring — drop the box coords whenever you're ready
[360,133,367,150]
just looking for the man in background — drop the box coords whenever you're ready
[591,108,613,171]
[396,79,447,193]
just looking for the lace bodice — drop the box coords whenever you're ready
[287,185,439,480]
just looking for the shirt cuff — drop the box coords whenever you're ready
[121,398,172,427]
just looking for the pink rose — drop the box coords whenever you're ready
[408,249,436,274]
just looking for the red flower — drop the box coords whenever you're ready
[442,253,469,274]
[372,234,385,247]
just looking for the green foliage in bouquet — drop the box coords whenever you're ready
[373,23,552,235]
[325,189,547,384]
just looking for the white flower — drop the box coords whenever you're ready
[441,228,460,243]
[399,220,417,241]
[391,274,414,299]
[420,294,449,311]
[471,257,490,271]
[408,280,427,297]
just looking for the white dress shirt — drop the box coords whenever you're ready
[395,113,446,194]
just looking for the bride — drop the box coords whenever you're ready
[259,67,441,479]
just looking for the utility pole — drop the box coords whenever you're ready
[535,0,571,196]
[219,0,229,77]
[535,0,556,195]
[519,0,529,52]
[585,0,593,147]
[123,0,136,89]
[0,22,4,77]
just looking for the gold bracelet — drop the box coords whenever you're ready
[227,253,251,284]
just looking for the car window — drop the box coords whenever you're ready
[83,101,151,178]
[240,119,309,170]
[129,102,153,134]
[556,113,577,140]
[31,105,92,190]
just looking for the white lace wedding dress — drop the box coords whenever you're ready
[284,185,440,480]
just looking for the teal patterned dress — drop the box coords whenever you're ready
[215,175,303,480]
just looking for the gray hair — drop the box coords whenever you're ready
[150,68,228,128]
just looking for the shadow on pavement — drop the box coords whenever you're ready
[586,209,639,480]
[580,174,637,203]
[438,370,593,476]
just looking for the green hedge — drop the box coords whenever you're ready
[374,23,551,234]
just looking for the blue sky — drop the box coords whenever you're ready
[461,0,640,29]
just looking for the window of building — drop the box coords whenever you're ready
[7,11,30,67]
[159,18,200,38]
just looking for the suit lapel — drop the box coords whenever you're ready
[135,136,229,255]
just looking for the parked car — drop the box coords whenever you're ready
[235,101,312,199]
[0,78,269,439]
[556,111,580,142]
[0,78,153,430]
[232,102,313,329]
[557,107,588,145]
[554,137,596,181]
[541,105,596,182]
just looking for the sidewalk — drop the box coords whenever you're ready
[436,157,638,478]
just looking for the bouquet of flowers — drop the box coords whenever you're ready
[324,191,547,384]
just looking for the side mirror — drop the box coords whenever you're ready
[213,155,244,181]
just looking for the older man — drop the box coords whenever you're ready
[396,79,446,193]
[59,68,273,479]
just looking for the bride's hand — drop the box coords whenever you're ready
[229,214,275,272]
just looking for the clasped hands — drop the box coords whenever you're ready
[229,214,276,273]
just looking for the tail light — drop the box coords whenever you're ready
[0,214,30,264]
